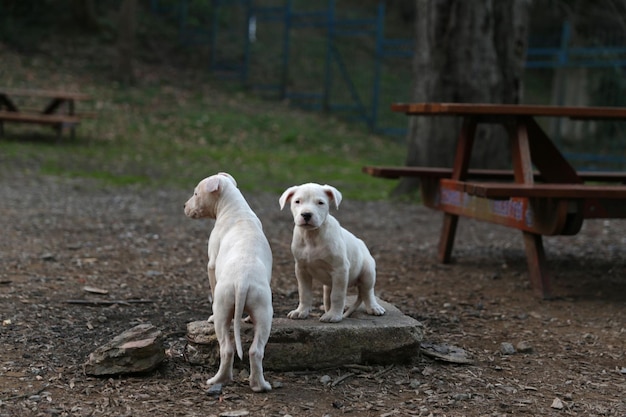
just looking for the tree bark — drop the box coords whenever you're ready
[394,0,531,196]
[72,0,100,32]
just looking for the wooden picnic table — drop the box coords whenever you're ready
[0,88,94,139]
[364,102,626,298]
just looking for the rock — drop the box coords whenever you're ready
[319,375,332,385]
[550,397,564,409]
[516,340,533,353]
[207,383,223,397]
[500,342,516,355]
[83,323,165,376]
[419,342,474,364]
[186,297,423,371]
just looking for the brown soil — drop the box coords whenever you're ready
[1,171,625,417]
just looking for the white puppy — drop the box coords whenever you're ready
[184,172,273,392]
[279,183,385,323]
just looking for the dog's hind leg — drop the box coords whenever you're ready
[207,316,235,387]
[359,269,385,316]
[207,262,217,323]
[342,294,362,318]
[248,308,272,392]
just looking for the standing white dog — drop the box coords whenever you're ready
[279,183,385,323]
[184,172,273,392]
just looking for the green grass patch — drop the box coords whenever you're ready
[0,48,406,200]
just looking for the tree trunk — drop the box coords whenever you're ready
[394,0,530,196]
[72,0,100,32]
[116,0,137,86]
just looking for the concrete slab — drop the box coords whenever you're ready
[186,297,423,371]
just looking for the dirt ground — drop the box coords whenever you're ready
[1,169,625,417]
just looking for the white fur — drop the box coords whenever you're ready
[279,183,385,323]
[185,172,273,392]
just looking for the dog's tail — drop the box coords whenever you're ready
[343,294,362,318]
[233,281,248,360]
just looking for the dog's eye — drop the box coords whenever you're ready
[294,199,300,204]
[317,200,325,205]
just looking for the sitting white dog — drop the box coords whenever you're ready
[279,183,385,323]
[184,172,273,392]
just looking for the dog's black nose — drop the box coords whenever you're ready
[302,212,312,222]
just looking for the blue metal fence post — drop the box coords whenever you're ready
[209,0,218,71]
[242,0,252,85]
[553,21,572,143]
[179,0,188,43]
[323,0,335,112]
[557,22,571,68]
[281,0,293,100]
[554,21,572,106]
[371,1,385,132]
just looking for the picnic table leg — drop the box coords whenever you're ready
[43,98,64,114]
[512,119,553,298]
[438,213,458,263]
[0,93,19,112]
[451,118,477,181]
[437,117,477,263]
[525,117,580,183]
[54,124,63,141]
[521,232,552,299]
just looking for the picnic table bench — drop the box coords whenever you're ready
[364,102,626,298]
[0,88,94,139]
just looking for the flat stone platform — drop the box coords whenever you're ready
[186,297,423,371]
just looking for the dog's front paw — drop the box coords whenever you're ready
[367,304,386,316]
[207,374,232,387]
[250,378,272,393]
[287,308,309,320]
[207,315,214,323]
[320,311,343,323]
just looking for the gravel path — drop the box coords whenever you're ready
[1,171,625,416]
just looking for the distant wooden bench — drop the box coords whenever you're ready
[0,88,94,139]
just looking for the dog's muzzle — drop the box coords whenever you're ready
[298,211,317,228]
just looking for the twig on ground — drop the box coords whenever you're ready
[1,384,49,402]
[63,299,155,306]
[372,365,395,379]
[331,372,355,387]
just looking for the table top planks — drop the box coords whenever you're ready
[0,88,91,101]
[391,102,626,120]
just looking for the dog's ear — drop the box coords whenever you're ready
[279,186,298,210]
[205,176,222,193]
[323,185,342,209]
[217,172,237,188]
